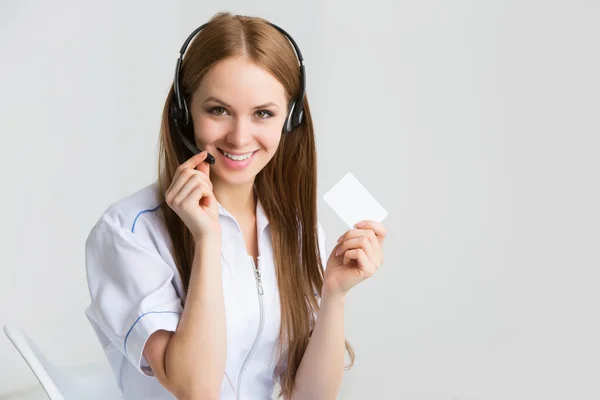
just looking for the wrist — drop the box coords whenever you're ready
[191,236,222,276]
[321,283,347,305]
[194,236,221,258]
[194,235,221,251]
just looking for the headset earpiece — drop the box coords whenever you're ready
[169,94,206,162]
[293,101,305,129]
[283,101,296,134]
[169,100,180,130]
[170,96,190,130]
[282,96,305,134]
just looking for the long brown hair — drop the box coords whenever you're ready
[156,12,354,398]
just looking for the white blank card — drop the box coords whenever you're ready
[323,172,388,229]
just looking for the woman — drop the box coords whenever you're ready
[84,11,387,400]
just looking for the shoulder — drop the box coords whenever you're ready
[87,181,168,249]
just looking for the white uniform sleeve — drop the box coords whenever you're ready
[85,220,183,376]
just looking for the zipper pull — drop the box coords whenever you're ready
[252,258,264,295]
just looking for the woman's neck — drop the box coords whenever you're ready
[212,179,257,217]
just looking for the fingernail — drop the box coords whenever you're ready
[355,222,365,228]
[335,248,341,256]
[337,236,343,242]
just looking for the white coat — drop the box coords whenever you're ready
[84,181,326,400]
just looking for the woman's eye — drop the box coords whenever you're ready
[210,107,227,116]
[256,110,273,119]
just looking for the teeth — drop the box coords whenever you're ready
[223,150,253,161]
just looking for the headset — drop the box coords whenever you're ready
[169,21,307,165]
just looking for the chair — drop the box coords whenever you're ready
[3,324,123,400]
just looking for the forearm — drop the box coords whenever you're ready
[292,287,347,400]
[165,238,226,398]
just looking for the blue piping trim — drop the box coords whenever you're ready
[131,204,161,233]
[123,311,182,359]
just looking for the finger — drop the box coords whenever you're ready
[337,227,377,243]
[171,174,211,208]
[168,151,209,194]
[361,229,382,265]
[363,230,382,266]
[337,228,383,267]
[193,150,210,176]
[182,185,216,211]
[173,150,210,183]
[342,248,373,276]
[187,169,213,191]
[167,169,213,204]
[339,236,380,269]
[195,153,211,176]
[182,150,210,170]
[353,220,387,243]
[166,170,190,205]
[330,241,344,260]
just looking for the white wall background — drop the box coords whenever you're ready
[0,1,181,398]
[1,0,599,399]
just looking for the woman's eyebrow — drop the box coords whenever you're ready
[203,96,279,110]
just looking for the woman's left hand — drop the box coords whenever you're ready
[323,220,387,297]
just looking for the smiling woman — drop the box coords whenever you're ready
[82,10,387,400]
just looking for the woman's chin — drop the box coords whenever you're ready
[211,167,258,186]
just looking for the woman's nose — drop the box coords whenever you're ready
[225,117,253,147]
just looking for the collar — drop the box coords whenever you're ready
[217,195,269,238]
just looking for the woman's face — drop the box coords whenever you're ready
[188,56,289,186]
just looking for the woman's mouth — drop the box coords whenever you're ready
[216,148,259,170]
[217,148,257,161]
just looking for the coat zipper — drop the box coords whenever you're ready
[235,256,265,400]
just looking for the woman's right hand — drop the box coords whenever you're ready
[165,151,221,243]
